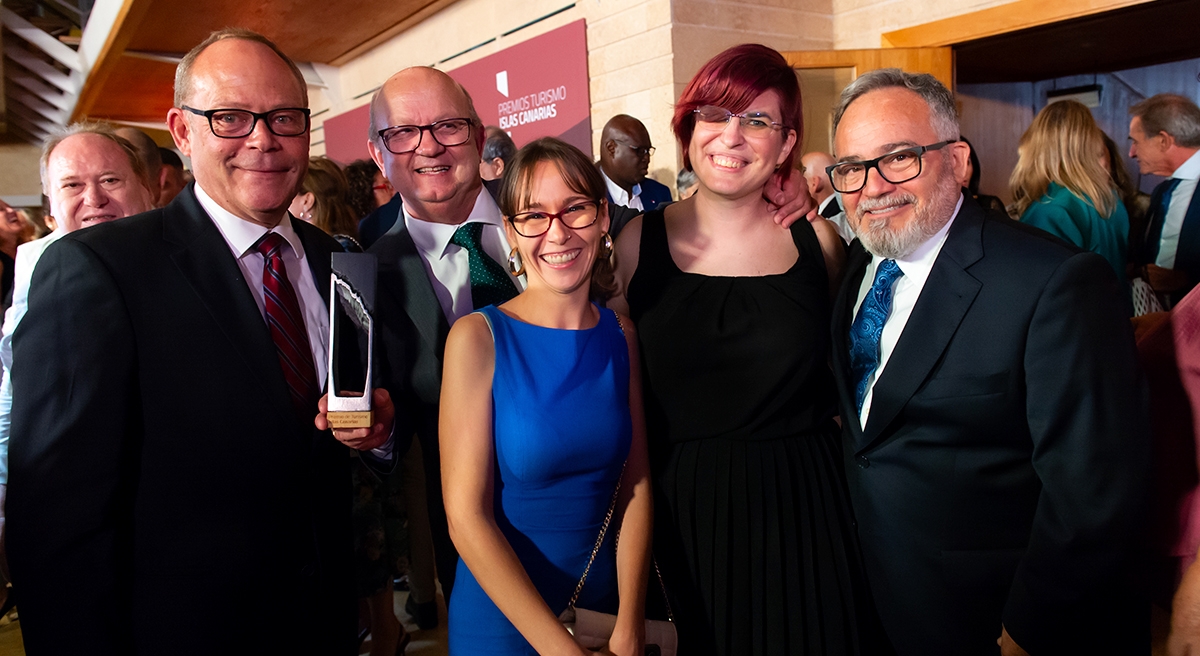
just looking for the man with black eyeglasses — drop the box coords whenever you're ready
[7,28,390,655]
[598,114,673,237]
[827,68,1149,656]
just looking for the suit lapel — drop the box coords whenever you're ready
[857,201,985,451]
[378,219,451,356]
[832,240,870,441]
[163,187,296,424]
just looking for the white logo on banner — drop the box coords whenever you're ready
[496,71,509,98]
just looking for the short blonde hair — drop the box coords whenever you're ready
[1009,100,1117,218]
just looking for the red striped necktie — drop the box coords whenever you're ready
[255,232,318,417]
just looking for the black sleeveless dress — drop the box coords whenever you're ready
[629,210,871,655]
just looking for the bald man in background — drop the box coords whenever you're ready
[598,114,674,237]
[802,151,853,243]
[115,126,165,206]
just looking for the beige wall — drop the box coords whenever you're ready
[0,141,45,202]
[831,0,1010,49]
[317,0,836,192]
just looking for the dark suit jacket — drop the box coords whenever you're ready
[367,179,504,598]
[357,193,402,250]
[7,186,357,656]
[831,199,1150,655]
[607,176,673,239]
[819,194,842,219]
[1137,178,1200,304]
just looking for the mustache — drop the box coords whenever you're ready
[856,193,918,216]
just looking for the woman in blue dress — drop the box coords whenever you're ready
[439,137,653,656]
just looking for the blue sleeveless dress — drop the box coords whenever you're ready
[447,304,632,655]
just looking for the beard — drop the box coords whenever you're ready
[849,169,961,260]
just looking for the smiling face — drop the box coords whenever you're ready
[368,68,484,225]
[0,199,24,240]
[834,87,967,259]
[689,90,797,202]
[504,161,610,298]
[167,38,309,228]
[45,133,156,233]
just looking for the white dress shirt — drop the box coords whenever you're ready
[402,187,524,323]
[0,231,65,483]
[195,184,330,387]
[602,169,644,211]
[1156,149,1200,269]
[852,195,963,429]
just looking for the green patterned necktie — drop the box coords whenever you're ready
[450,221,520,309]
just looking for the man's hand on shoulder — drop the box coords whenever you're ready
[765,167,816,228]
[315,388,395,451]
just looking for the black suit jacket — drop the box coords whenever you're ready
[1137,178,1200,304]
[831,199,1150,655]
[367,180,505,598]
[7,186,357,656]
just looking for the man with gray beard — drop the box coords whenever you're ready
[827,69,1149,656]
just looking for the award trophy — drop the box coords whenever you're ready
[326,252,377,429]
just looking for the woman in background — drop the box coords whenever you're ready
[610,44,874,655]
[441,137,652,655]
[1011,100,1130,286]
[958,137,1007,213]
[289,157,361,247]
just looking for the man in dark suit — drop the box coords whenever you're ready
[7,29,391,655]
[366,66,524,605]
[598,114,673,237]
[829,69,1150,655]
[1129,94,1200,308]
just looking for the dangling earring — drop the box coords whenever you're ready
[508,247,525,277]
[598,231,614,260]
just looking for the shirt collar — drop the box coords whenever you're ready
[403,186,505,259]
[1172,149,1200,180]
[194,182,305,260]
[601,169,640,207]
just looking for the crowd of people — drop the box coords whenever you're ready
[1,24,1200,656]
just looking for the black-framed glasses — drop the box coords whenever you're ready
[693,105,788,134]
[826,140,957,193]
[617,141,655,158]
[377,118,475,155]
[509,201,600,237]
[181,106,310,139]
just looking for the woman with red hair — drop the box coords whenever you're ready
[611,44,874,654]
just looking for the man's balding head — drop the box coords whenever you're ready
[366,67,485,225]
[166,30,310,228]
[801,152,836,203]
[41,124,156,233]
[600,114,653,192]
[115,127,164,204]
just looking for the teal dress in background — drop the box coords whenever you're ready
[1020,182,1129,285]
[447,304,632,655]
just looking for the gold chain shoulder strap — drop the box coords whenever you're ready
[567,461,626,610]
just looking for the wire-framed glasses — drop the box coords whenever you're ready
[693,105,788,134]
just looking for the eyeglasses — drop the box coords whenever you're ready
[509,201,600,237]
[693,105,788,134]
[826,140,957,193]
[181,106,310,139]
[377,118,475,155]
[617,141,655,158]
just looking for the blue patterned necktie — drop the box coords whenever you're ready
[1145,178,1181,262]
[450,222,519,310]
[849,259,905,413]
